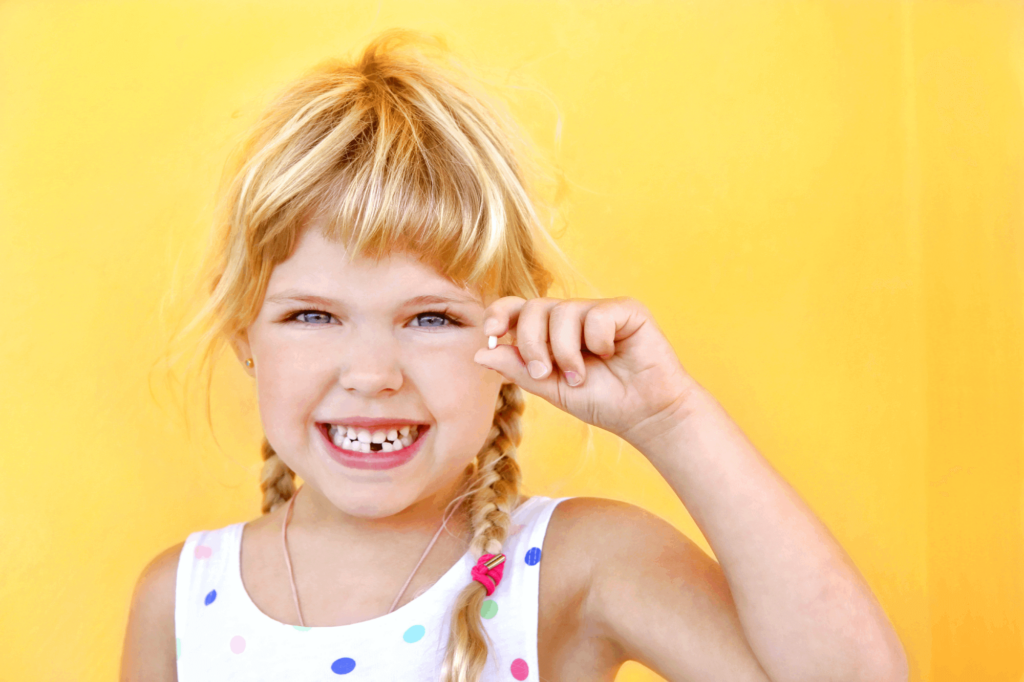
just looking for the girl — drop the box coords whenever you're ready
[121,29,908,682]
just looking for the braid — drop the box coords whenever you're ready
[441,382,525,682]
[259,436,297,514]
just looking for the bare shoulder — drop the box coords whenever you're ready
[120,541,184,682]
[545,496,709,570]
[544,496,729,621]
[540,497,770,681]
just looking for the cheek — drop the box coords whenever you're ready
[413,344,502,441]
[254,360,321,444]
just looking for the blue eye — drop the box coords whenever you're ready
[411,311,463,328]
[289,310,334,325]
[285,309,464,328]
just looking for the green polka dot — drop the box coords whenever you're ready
[480,599,498,619]
[176,637,180,660]
[293,625,312,631]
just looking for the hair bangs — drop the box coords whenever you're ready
[305,95,509,297]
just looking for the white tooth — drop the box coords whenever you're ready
[359,441,371,453]
[371,430,386,443]
[347,426,357,440]
[357,429,371,443]
[342,438,353,449]
[330,427,345,447]
[400,425,411,437]
[401,435,412,447]
[381,442,393,452]
[387,429,398,441]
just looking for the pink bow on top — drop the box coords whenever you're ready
[471,553,506,596]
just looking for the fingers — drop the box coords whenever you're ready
[513,297,559,379]
[550,300,598,385]
[481,296,523,338]
[582,301,618,358]
[481,296,610,386]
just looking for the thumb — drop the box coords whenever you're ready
[474,345,541,392]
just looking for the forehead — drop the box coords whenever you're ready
[265,227,484,306]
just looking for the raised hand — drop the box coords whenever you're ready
[473,296,702,449]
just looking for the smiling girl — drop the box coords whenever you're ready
[121,29,908,682]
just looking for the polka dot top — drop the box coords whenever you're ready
[174,495,569,681]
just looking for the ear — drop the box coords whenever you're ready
[230,330,255,377]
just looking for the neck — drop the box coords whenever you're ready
[288,470,474,544]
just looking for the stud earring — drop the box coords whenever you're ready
[245,358,254,368]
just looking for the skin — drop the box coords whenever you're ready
[121,226,909,681]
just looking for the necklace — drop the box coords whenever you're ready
[281,484,465,627]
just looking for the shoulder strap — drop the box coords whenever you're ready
[174,523,241,645]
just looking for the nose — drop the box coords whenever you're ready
[337,326,404,395]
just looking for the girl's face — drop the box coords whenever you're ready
[233,226,508,519]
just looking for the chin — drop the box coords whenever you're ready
[311,474,427,519]
[335,492,414,519]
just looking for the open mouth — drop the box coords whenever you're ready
[318,423,429,455]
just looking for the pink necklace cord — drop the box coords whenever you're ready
[281,483,468,627]
[385,499,463,613]
[281,487,304,626]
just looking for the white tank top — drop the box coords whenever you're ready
[174,495,569,681]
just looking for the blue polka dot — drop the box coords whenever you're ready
[524,547,542,566]
[403,624,426,643]
[204,589,217,605]
[331,657,356,674]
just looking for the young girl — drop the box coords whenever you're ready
[121,29,908,682]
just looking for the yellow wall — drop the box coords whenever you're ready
[1,1,1021,680]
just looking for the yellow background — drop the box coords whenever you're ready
[1,1,1022,680]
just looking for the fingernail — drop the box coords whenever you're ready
[564,370,582,386]
[484,319,499,335]
[527,361,548,379]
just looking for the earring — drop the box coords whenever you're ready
[245,358,254,368]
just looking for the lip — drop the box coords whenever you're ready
[320,416,428,429]
[317,422,429,471]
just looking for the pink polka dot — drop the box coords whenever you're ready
[510,658,529,680]
[194,545,213,559]
[229,635,246,654]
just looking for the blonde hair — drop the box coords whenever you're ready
[163,28,575,681]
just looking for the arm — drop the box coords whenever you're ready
[605,383,909,682]
[120,541,182,682]
[476,295,909,682]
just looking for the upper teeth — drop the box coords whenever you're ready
[327,424,420,453]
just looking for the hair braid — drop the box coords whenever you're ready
[259,436,297,514]
[441,382,525,682]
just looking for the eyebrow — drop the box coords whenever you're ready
[265,290,482,308]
